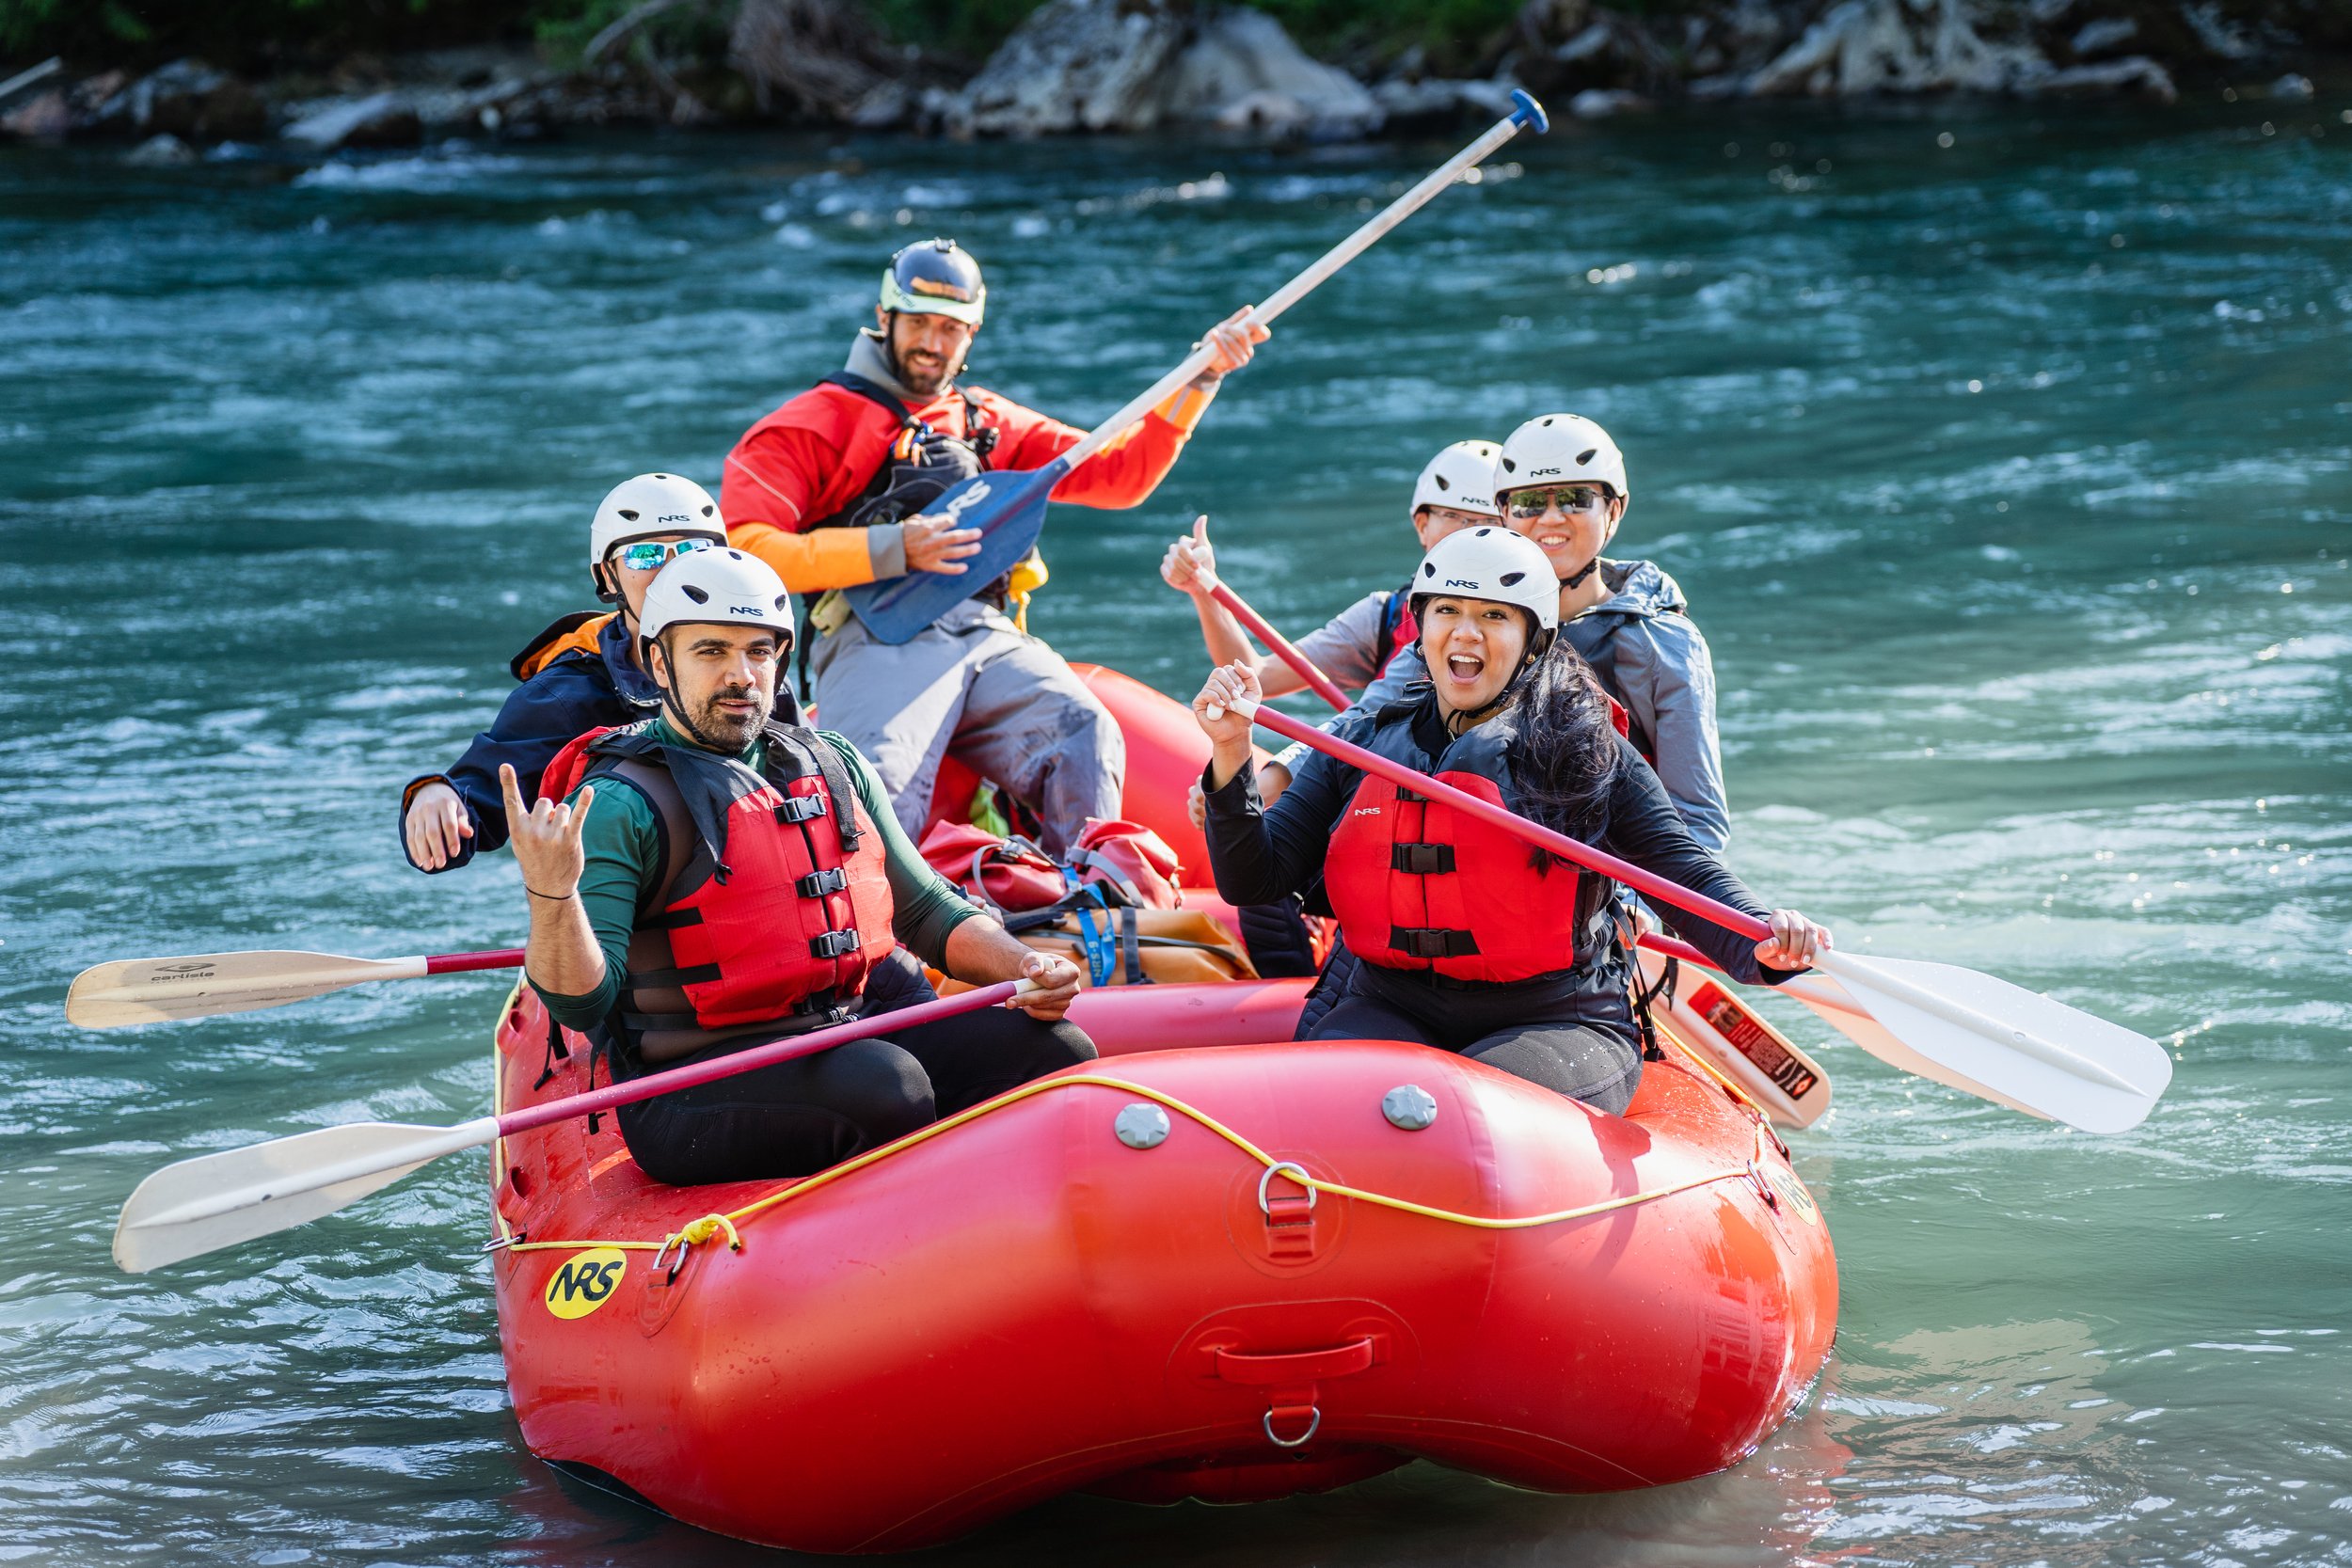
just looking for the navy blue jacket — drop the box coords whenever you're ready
[401,612,661,873]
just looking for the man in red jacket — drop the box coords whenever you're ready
[721,237,1263,854]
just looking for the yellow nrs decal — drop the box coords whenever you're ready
[543,1246,628,1319]
[1768,1167,1820,1227]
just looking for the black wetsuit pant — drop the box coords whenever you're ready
[1307,954,1645,1116]
[612,949,1096,1186]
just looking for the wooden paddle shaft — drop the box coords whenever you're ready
[1204,578,1352,713]
[1228,698,1775,945]
[494,980,1026,1138]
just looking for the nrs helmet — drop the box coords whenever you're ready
[1493,413,1629,507]
[880,238,986,327]
[638,547,797,653]
[589,472,726,567]
[1408,526,1561,636]
[1410,439,1502,518]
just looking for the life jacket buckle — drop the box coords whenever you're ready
[809,929,861,959]
[1390,842,1455,875]
[774,794,829,824]
[1390,926,1477,959]
[796,867,850,897]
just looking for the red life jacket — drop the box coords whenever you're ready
[1322,714,1616,986]
[540,721,896,1062]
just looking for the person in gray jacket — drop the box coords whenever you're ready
[1490,412,1728,852]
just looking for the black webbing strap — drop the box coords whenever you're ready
[1120,904,1147,986]
[766,727,865,853]
[1391,842,1455,874]
[1631,953,1678,1062]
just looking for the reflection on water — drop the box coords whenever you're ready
[0,97,2346,1564]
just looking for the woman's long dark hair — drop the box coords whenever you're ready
[1505,635,1621,847]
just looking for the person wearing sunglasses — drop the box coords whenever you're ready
[1492,414,1729,855]
[398,472,732,875]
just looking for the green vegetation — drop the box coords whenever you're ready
[0,0,547,70]
[1248,0,1523,73]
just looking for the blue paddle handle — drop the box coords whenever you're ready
[1510,89,1549,135]
[842,458,1069,641]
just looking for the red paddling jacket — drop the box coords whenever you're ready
[722,333,1213,594]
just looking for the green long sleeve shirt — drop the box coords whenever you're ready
[532,717,977,1031]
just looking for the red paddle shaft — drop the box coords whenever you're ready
[427,948,525,974]
[1231,700,1774,944]
[1207,580,1353,713]
[493,980,1025,1137]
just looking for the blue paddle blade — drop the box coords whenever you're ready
[841,465,1062,645]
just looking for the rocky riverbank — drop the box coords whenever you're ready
[1,0,2337,157]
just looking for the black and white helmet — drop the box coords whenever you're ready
[880,238,986,326]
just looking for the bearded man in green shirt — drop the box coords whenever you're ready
[501,546,1089,1185]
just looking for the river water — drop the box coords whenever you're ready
[2,97,2346,1566]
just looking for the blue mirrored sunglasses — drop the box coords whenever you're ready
[615,536,719,571]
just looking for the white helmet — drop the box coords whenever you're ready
[589,472,726,567]
[1408,526,1560,634]
[1494,414,1629,506]
[1410,440,1502,518]
[638,546,796,648]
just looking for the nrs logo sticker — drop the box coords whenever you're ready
[544,1247,628,1319]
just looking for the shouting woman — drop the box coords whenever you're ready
[1190,527,1828,1115]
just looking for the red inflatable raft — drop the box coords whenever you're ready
[485,669,1838,1551]
[488,986,1834,1552]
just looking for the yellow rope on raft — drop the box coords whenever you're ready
[504,1069,1758,1259]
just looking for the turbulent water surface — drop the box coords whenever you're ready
[2,98,2347,1566]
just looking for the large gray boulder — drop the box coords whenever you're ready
[1167,8,1381,137]
[946,0,1382,138]
[951,0,1187,134]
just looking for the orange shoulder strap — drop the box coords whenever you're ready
[512,611,615,682]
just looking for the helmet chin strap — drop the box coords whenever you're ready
[1563,556,1600,591]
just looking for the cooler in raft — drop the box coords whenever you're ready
[484,668,1838,1553]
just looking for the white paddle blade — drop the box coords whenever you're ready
[67,951,425,1029]
[1816,952,2170,1135]
[112,1117,492,1274]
